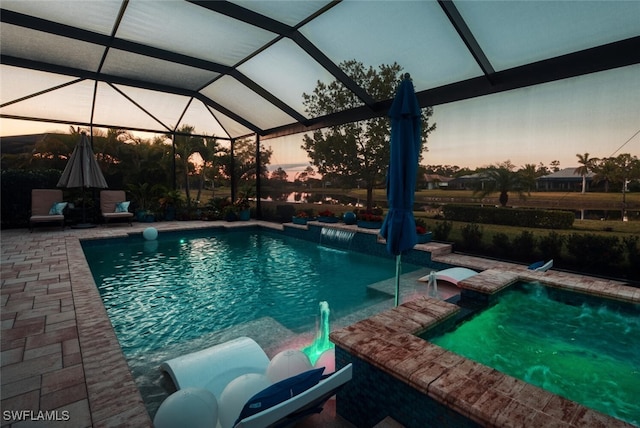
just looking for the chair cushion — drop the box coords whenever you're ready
[236,367,324,423]
[49,202,67,215]
[115,201,130,213]
[528,261,544,270]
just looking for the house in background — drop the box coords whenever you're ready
[447,173,486,190]
[422,174,453,190]
[536,167,594,191]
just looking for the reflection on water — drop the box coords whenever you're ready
[258,191,363,206]
[572,208,639,221]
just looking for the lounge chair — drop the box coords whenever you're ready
[528,259,553,272]
[159,337,352,428]
[29,189,66,232]
[418,267,478,287]
[100,190,133,226]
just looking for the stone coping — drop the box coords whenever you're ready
[330,270,638,427]
[456,267,640,303]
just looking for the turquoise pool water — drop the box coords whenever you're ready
[82,228,418,357]
[430,282,640,425]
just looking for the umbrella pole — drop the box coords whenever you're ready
[395,255,401,307]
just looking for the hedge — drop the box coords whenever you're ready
[442,204,574,229]
[1,169,62,229]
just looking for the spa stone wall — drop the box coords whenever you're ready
[334,347,480,428]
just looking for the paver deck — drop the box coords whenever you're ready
[2,221,637,427]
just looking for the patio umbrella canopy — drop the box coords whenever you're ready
[57,132,108,189]
[379,73,421,306]
[57,132,108,226]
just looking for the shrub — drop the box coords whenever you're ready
[1,169,63,229]
[511,230,537,261]
[491,232,512,257]
[432,220,452,241]
[442,204,574,229]
[461,223,483,251]
[566,233,623,270]
[538,231,565,262]
[260,206,277,222]
[622,235,640,268]
[275,204,296,223]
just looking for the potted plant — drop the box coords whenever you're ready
[317,209,338,223]
[415,217,433,243]
[234,197,251,221]
[127,182,160,222]
[222,205,238,222]
[202,197,225,221]
[292,209,314,225]
[356,208,384,229]
[158,189,183,221]
[234,188,252,221]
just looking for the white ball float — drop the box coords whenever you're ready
[143,227,158,240]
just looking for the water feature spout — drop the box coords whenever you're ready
[319,227,355,250]
[302,301,335,366]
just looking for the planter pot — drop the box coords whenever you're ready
[142,214,155,223]
[136,210,148,222]
[318,216,339,223]
[224,212,238,222]
[292,217,308,225]
[238,208,251,221]
[357,220,382,229]
[416,231,433,244]
[164,206,176,221]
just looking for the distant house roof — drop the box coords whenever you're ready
[423,174,454,183]
[452,173,486,180]
[538,167,595,180]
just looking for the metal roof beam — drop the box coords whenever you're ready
[438,0,495,80]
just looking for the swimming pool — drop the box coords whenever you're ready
[82,227,420,358]
[428,282,640,425]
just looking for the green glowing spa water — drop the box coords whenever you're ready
[431,283,639,425]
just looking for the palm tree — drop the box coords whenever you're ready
[518,164,538,194]
[473,162,526,207]
[612,154,640,218]
[195,136,220,202]
[174,125,204,210]
[575,153,596,193]
[591,157,617,192]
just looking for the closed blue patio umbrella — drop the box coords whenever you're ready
[379,74,421,306]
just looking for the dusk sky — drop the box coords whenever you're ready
[267,64,640,176]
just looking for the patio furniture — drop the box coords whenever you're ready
[29,189,66,232]
[528,259,553,272]
[159,336,352,428]
[100,190,133,226]
[418,267,478,287]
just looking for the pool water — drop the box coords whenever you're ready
[430,282,640,425]
[83,228,418,358]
